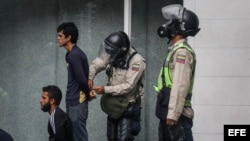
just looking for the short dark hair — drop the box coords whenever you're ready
[42,85,62,106]
[57,22,79,44]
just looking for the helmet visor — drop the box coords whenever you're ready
[98,42,111,63]
[104,43,119,56]
[161,4,184,22]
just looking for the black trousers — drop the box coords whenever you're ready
[107,100,141,141]
[158,115,193,141]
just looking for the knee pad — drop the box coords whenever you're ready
[118,118,134,141]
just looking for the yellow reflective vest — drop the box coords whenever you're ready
[154,42,196,107]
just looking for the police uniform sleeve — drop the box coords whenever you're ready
[167,48,194,121]
[104,55,146,96]
[89,56,108,80]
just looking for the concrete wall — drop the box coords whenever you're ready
[0,0,183,141]
[185,0,250,141]
[0,1,58,141]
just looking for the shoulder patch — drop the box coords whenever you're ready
[176,54,186,64]
[132,64,140,71]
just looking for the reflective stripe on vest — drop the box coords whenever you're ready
[154,42,196,107]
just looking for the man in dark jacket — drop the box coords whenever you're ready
[57,22,96,141]
[40,85,73,141]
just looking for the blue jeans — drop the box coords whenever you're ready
[67,102,88,141]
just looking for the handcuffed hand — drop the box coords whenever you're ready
[89,90,97,99]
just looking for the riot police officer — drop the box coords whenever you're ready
[88,31,146,141]
[154,4,200,141]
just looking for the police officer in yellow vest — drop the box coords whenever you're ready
[154,4,200,141]
[88,31,146,141]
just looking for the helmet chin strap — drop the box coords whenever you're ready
[106,63,113,78]
[167,33,175,44]
[109,54,117,65]
[167,38,172,44]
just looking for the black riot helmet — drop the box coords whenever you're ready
[104,31,130,59]
[158,4,200,39]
